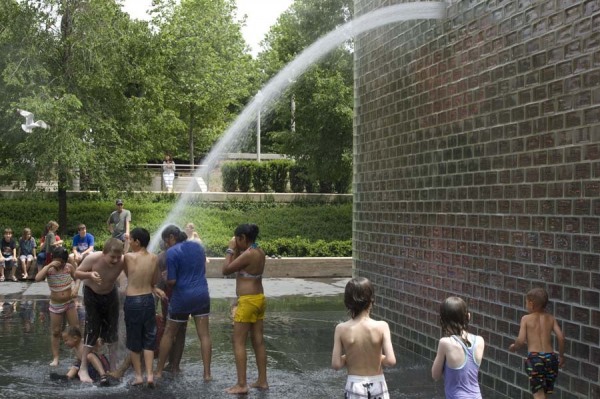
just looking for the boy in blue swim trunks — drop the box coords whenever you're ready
[123,228,165,387]
[509,288,566,398]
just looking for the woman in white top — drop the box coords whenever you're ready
[162,155,176,192]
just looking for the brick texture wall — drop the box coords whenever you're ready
[353,1,599,398]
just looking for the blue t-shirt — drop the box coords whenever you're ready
[167,240,209,314]
[72,233,95,254]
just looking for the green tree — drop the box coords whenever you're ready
[152,0,257,164]
[0,0,158,232]
[258,0,353,193]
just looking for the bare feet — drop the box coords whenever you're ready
[78,369,93,383]
[130,377,144,386]
[203,374,213,382]
[154,371,163,380]
[225,384,249,394]
[49,358,59,367]
[251,381,269,390]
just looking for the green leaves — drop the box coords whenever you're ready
[258,0,354,193]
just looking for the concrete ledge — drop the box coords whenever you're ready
[206,257,352,278]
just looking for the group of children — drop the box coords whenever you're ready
[0,221,73,282]
[2,218,565,397]
[1,227,38,282]
[335,278,565,399]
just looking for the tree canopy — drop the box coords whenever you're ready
[257,0,354,193]
[0,0,256,230]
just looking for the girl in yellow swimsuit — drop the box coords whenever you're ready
[36,246,80,366]
[222,224,268,395]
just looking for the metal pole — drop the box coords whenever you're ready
[257,108,261,162]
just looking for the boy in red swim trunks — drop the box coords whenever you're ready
[509,288,566,398]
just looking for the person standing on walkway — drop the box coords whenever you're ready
[222,223,268,394]
[74,238,125,383]
[155,225,212,381]
[162,155,176,193]
[107,199,131,253]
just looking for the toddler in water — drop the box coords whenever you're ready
[331,277,396,399]
[509,288,565,399]
[62,326,110,386]
[431,296,485,399]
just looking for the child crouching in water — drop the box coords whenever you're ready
[431,296,485,399]
[62,326,110,386]
[331,277,396,399]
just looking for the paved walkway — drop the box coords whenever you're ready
[0,277,349,300]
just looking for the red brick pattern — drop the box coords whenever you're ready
[354,1,600,398]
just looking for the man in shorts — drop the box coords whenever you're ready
[75,238,125,383]
[107,199,131,253]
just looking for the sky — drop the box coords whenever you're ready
[120,0,294,56]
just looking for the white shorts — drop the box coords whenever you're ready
[19,255,34,262]
[344,374,389,399]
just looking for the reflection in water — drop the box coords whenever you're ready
[0,297,449,398]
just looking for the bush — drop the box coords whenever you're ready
[270,159,292,193]
[237,161,253,192]
[252,162,271,193]
[289,164,306,193]
[221,163,238,192]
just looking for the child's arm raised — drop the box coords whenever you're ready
[431,337,448,381]
[508,315,528,352]
[331,324,346,370]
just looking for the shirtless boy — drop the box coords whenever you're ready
[123,228,165,387]
[509,287,565,399]
[331,277,396,399]
[75,238,125,383]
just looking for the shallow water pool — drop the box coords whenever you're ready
[0,295,450,398]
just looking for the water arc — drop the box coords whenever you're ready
[148,1,447,251]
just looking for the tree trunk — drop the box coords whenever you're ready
[57,162,68,235]
[188,102,195,167]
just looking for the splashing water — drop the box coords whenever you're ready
[148,1,447,251]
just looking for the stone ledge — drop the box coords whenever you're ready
[206,257,352,278]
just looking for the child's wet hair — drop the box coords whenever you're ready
[52,246,69,262]
[526,287,548,309]
[103,238,124,254]
[440,296,471,345]
[64,325,82,339]
[130,227,150,248]
[162,225,188,243]
[234,224,259,242]
[344,277,374,318]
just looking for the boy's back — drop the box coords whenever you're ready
[335,317,390,376]
[521,311,560,353]
[124,250,157,296]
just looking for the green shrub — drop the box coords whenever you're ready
[252,162,271,192]
[270,159,292,193]
[221,163,238,192]
[237,161,253,192]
